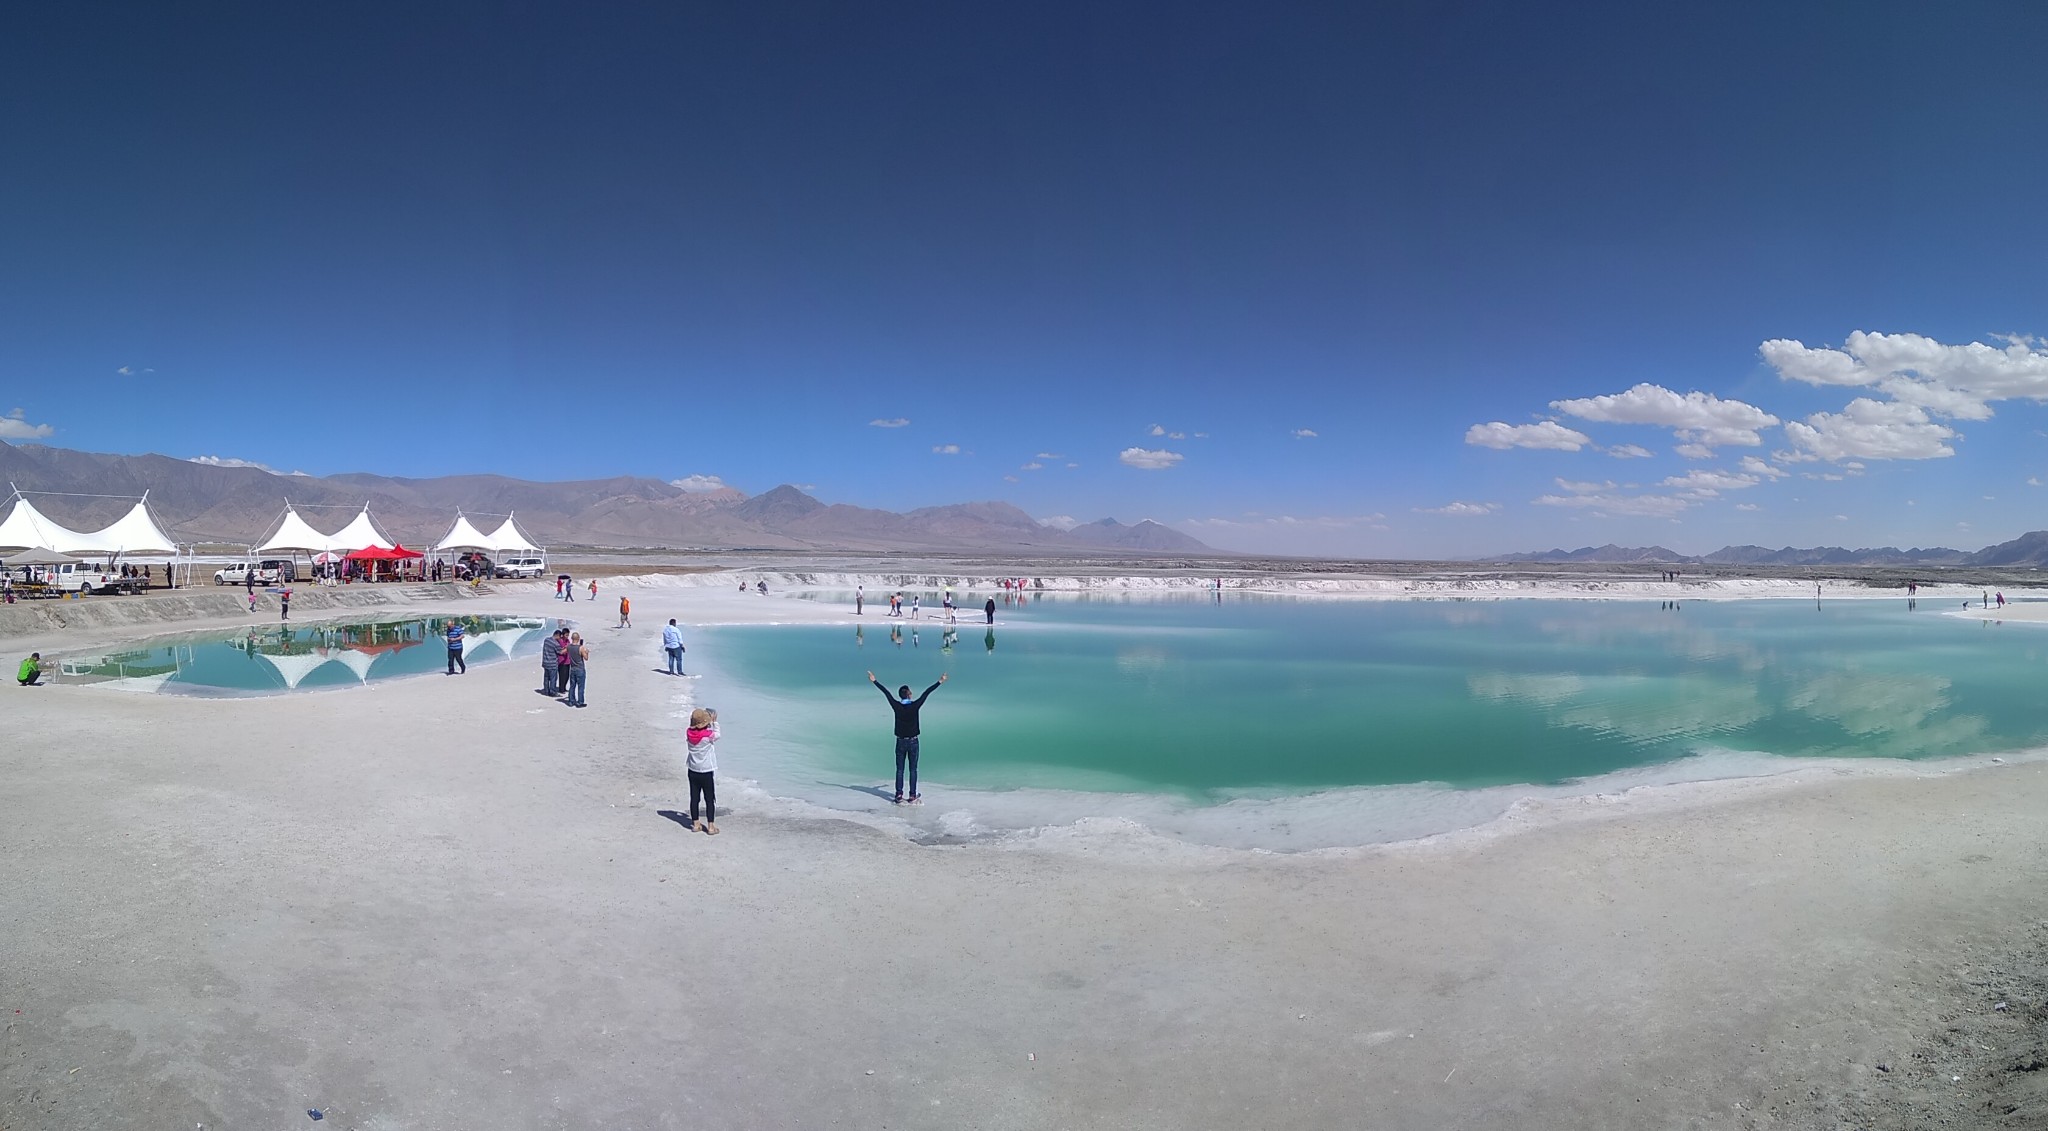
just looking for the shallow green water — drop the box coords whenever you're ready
[698,596,2048,798]
[58,614,551,695]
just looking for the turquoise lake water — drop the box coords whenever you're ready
[691,596,2048,844]
[57,614,551,694]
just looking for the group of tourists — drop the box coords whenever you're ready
[533,624,589,706]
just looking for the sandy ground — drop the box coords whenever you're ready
[8,577,2048,1129]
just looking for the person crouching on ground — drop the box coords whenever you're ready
[686,707,721,834]
[17,652,41,686]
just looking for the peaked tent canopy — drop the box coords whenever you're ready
[328,508,394,553]
[0,494,176,555]
[3,546,81,566]
[434,514,495,553]
[0,497,89,552]
[487,515,542,556]
[62,499,178,555]
[256,506,340,555]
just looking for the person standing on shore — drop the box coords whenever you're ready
[555,575,564,600]
[445,617,467,674]
[662,618,685,675]
[856,584,863,616]
[280,587,291,621]
[562,631,588,707]
[686,707,721,834]
[984,597,995,625]
[541,627,562,695]
[619,596,631,628]
[589,579,598,602]
[910,594,920,620]
[868,669,947,805]
[889,592,901,617]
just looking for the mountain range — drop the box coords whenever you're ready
[0,442,1214,554]
[1490,538,2048,568]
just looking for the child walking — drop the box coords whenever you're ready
[686,707,721,835]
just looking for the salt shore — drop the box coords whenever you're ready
[6,572,2047,1128]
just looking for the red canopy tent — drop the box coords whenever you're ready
[343,543,425,581]
[343,544,424,562]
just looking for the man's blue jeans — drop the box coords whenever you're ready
[894,736,920,799]
[666,646,684,675]
[565,668,587,706]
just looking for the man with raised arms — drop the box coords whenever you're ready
[868,669,947,805]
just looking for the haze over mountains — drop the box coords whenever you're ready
[0,442,1212,554]
[1494,536,2048,568]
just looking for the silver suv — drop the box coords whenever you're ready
[214,559,295,585]
[496,556,545,579]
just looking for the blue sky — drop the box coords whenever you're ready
[5,2,2048,557]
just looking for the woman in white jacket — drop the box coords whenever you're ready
[686,707,721,835]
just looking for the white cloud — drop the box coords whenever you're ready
[869,417,910,428]
[1782,398,1957,461]
[116,365,133,375]
[1019,461,1043,471]
[1762,332,2048,422]
[1736,503,1761,511]
[670,474,729,492]
[932,444,961,455]
[1039,515,1080,530]
[1660,469,1762,493]
[2031,477,2044,487]
[1551,383,1779,448]
[1035,452,1063,460]
[1463,421,1593,451]
[1413,501,1500,516]
[1292,428,1318,439]
[1606,443,1653,459]
[1003,475,1020,483]
[1673,443,1715,460]
[0,408,54,440]
[1738,456,1789,479]
[188,454,313,476]
[1187,513,1388,531]
[1169,432,1186,440]
[1147,424,1167,436]
[1193,432,1209,439]
[1119,447,1183,470]
[1555,478,1616,494]
[1065,462,1079,469]
[1835,514,1849,521]
[1532,492,1693,518]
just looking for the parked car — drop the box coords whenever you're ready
[496,555,545,579]
[457,552,494,577]
[214,559,297,585]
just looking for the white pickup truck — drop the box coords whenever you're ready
[214,559,296,586]
[38,562,149,596]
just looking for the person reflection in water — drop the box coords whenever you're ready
[984,628,995,654]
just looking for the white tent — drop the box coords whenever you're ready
[326,648,380,683]
[62,499,178,556]
[256,506,339,555]
[328,507,394,553]
[434,514,495,553]
[255,651,344,691]
[0,497,88,552]
[488,515,543,556]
